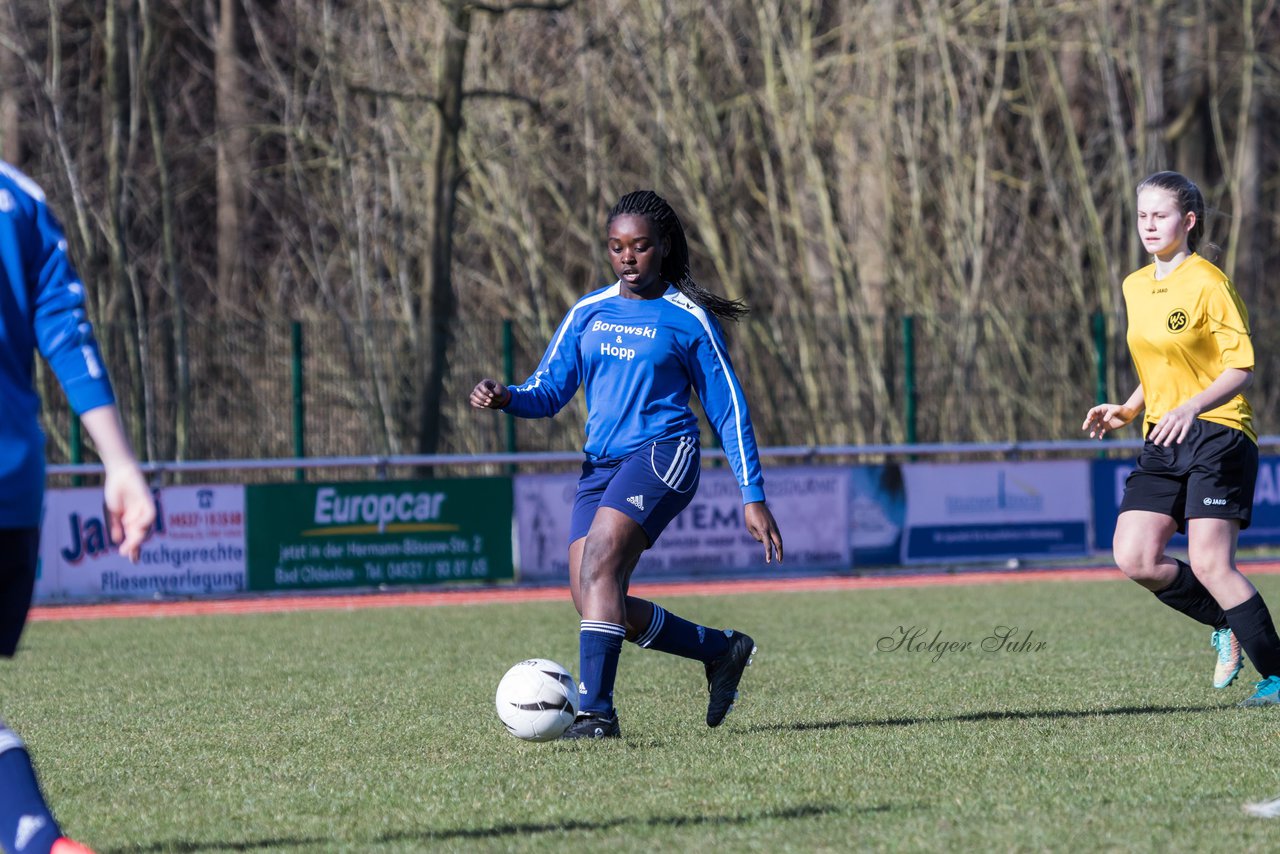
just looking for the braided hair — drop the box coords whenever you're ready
[606,190,748,322]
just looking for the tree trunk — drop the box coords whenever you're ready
[105,0,152,459]
[215,0,250,306]
[0,11,20,164]
[417,0,468,456]
[141,0,190,462]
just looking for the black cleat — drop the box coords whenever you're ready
[705,631,756,727]
[560,711,621,740]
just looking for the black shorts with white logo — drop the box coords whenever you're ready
[1119,419,1258,532]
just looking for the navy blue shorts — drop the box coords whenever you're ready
[0,527,39,657]
[1120,419,1258,532]
[569,436,700,547]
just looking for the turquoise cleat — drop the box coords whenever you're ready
[1239,674,1280,707]
[1211,627,1243,689]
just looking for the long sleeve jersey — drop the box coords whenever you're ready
[0,162,115,526]
[504,283,766,505]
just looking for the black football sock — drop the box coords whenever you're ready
[1224,593,1280,679]
[1153,560,1228,629]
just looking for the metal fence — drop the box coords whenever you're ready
[35,310,1280,483]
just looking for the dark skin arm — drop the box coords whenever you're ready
[745,501,784,564]
[471,376,782,562]
[469,378,510,409]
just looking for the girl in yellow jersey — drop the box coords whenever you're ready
[1083,171,1280,706]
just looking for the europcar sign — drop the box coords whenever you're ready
[245,478,513,590]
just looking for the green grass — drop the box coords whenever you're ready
[6,573,1280,852]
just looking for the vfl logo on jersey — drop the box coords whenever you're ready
[1166,308,1189,333]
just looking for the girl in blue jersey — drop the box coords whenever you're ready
[471,190,783,739]
[0,161,155,853]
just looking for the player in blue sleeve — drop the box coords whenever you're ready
[471,190,784,739]
[0,161,156,853]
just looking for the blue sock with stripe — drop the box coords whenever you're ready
[578,621,625,716]
[633,604,730,663]
[0,724,62,854]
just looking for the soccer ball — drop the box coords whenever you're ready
[494,658,577,742]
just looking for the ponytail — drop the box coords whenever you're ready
[606,190,748,322]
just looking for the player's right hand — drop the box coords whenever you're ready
[470,379,511,409]
[1081,404,1133,439]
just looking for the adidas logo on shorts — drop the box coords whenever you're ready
[16,814,46,851]
[627,494,645,511]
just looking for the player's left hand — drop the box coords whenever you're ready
[744,501,783,565]
[1146,404,1197,447]
[103,462,156,562]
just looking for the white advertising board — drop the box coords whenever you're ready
[37,484,248,601]
[515,467,849,582]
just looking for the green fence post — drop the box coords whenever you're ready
[903,315,917,446]
[1092,312,1107,406]
[70,417,83,487]
[291,320,305,481]
[1092,311,1108,457]
[502,320,516,471]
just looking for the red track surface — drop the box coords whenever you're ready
[28,561,1280,623]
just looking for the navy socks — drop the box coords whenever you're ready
[633,604,731,663]
[0,724,62,854]
[578,621,625,716]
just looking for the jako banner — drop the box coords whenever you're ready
[39,484,247,602]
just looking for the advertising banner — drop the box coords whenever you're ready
[514,466,849,582]
[38,485,247,601]
[902,461,1091,563]
[246,478,513,591]
[1091,455,1280,551]
[849,463,907,566]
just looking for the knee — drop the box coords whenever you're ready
[1112,542,1165,584]
[578,538,622,592]
[1185,550,1235,585]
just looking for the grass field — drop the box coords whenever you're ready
[7,571,1280,852]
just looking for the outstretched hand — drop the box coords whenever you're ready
[1081,403,1134,440]
[470,378,511,409]
[744,501,784,565]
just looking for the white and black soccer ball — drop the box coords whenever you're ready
[495,658,577,742]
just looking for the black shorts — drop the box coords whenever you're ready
[1119,419,1258,533]
[0,527,39,657]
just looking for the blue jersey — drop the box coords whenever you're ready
[0,162,115,527]
[505,283,766,505]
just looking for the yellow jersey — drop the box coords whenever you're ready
[1122,253,1255,442]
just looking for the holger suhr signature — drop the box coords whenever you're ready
[876,625,1047,663]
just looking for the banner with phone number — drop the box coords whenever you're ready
[37,484,247,602]
[245,478,514,591]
